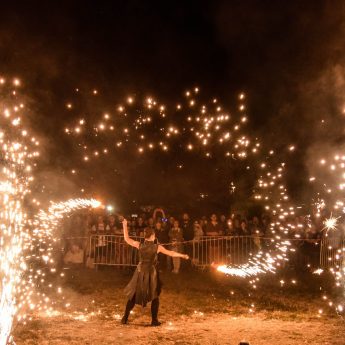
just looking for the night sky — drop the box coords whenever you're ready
[1,1,345,215]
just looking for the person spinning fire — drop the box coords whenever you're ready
[121,218,189,326]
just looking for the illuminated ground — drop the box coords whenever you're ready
[14,268,345,345]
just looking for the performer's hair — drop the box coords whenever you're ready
[144,227,155,239]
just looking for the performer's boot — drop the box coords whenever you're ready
[122,298,135,324]
[151,298,161,326]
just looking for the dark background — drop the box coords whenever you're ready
[1,1,345,215]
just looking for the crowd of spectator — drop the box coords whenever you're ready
[61,206,339,271]
[63,208,329,242]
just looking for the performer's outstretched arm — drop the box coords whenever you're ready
[122,218,140,249]
[158,245,189,259]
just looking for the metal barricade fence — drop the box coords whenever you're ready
[87,235,250,267]
[191,237,323,269]
[190,236,257,267]
[66,235,334,270]
[89,234,142,266]
[88,235,262,268]
[320,235,345,269]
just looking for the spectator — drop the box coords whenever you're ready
[181,213,193,241]
[205,214,223,236]
[225,218,235,236]
[107,215,117,234]
[250,216,264,250]
[238,220,250,236]
[219,215,228,234]
[193,221,204,240]
[155,221,169,270]
[113,216,124,235]
[167,216,175,231]
[192,221,204,265]
[205,214,223,264]
[232,216,242,235]
[128,218,139,237]
[153,207,166,222]
[67,205,337,274]
[91,215,107,262]
[200,216,208,233]
[155,221,169,244]
[147,217,155,229]
[181,213,193,264]
[136,217,146,237]
[64,244,84,265]
[105,215,117,262]
[110,215,124,265]
[168,220,184,273]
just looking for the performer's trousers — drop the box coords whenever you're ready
[124,295,159,321]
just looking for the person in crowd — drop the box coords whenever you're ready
[181,213,193,263]
[108,215,125,265]
[105,215,117,263]
[91,215,106,233]
[205,214,223,264]
[193,221,204,240]
[147,217,155,229]
[128,218,138,237]
[107,215,117,234]
[181,213,193,240]
[164,216,175,271]
[64,244,84,265]
[155,221,169,270]
[167,216,175,231]
[250,216,264,250]
[205,214,223,236]
[200,216,208,233]
[249,216,261,235]
[121,219,189,326]
[136,217,146,237]
[168,220,184,273]
[153,207,166,222]
[225,218,235,236]
[232,215,242,235]
[91,215,107,262]
[219,214,228,234]
[155,221,169,244]
[124,219,138,265]
[67,213,89,259]
[238,219,250,236]
[192,221,204,265]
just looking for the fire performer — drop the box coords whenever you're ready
[121,218,189,326]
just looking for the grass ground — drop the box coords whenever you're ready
[13,266,345,344]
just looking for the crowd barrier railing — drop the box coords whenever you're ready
[190,236,256,267]
[85,235,260,268]
[87,235,142,267]
[71,234,327,269]
[320,235,345,269]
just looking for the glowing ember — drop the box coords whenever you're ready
[323,215,340,232]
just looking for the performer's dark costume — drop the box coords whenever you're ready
[122,241,161,325]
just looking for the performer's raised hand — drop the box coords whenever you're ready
[182,254,189,260]
[122,217,139,249]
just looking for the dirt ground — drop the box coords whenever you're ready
[13,268,345,344]
[14,311,345,345]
